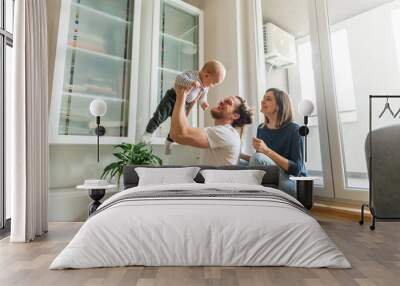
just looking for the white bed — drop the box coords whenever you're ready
[50,183,351,269]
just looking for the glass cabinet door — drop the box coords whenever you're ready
[156,0,200,138]
[54,0,136,140]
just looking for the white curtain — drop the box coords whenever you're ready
[8,0,49,242]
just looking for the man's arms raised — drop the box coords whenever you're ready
[170,85,209,148]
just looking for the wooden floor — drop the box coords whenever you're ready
[0,213,399,286]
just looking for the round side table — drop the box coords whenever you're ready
[289,176,319,210]
[77,184,116,215]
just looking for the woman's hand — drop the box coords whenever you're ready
[240,153,251,162]
[252,137,271,156]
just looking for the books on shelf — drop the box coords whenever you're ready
[67,45,129,62]
[85,84,115,96]
[72,1,132,24]
[64,84,117,97]
[160,32,197,47]
[71,30,106,45]
[68,40,106,54]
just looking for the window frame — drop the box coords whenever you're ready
[310,0,369,202]
[1,0,14,231]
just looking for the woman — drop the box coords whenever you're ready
[241,88,307,197]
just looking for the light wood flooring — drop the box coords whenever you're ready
[0,213,399,286]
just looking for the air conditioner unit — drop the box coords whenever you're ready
[263,23,296,69]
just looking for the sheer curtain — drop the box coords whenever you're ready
[7,0,49,242]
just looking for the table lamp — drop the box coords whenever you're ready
[298,99,315,162]
[90,99,107,162]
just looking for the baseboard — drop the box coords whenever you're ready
[314,196,366,208]
[312,200,371,221]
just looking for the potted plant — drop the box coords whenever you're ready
[101,143,162,188]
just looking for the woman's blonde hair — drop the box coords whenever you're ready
[264,88,293,128]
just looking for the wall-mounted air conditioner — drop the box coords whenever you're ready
[263,23,296,69]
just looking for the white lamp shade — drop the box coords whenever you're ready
[89,99,107,117]
[298,99,315,117]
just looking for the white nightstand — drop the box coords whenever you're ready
[289,176,319,210]
[77,183,116,215]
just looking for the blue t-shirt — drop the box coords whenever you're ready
[256,122,307,176]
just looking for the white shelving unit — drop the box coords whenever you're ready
[49,0,142,144]
[150,0,204,141]
[71,2,131,24]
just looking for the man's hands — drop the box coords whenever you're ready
[175,81,207,110]
[252,137,271,156]
[175,83,194,99]
[175,80,201,95]
[171,81,210,149]
[191,80,202,89]
[175,85,193,97]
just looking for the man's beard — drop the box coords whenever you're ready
[210,108,224,119]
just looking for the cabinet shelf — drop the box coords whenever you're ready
[160,32,197,47]
[63,91,126,103]
[71,2,131,24]
[158,66,181,75]
[67,46,130,62]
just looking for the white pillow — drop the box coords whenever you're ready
[200,169,266,185]
[135,167,200,186]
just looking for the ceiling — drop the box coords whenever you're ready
[261,0,396,38]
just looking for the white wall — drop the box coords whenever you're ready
[198,0,264,153]
[198,0,242,127]
[265,65,289,93]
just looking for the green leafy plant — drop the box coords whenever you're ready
[101,143,162,185]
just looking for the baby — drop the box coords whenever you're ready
[142,60,226,154]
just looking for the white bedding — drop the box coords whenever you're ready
[50,183,351,269]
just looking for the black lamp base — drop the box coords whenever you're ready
[299,126,309,136]
[296,180,314,210]
[88,189,106,215]
[95,126,106,136]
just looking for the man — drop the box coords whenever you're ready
[170,85,253,165]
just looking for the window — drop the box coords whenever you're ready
[261,0,400,202]
[297,38,317,116]
[1,0,14,231]
[330,29,357,114]
[326,0,400,195]
[297,30,357,121]
[392,8,400,73]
